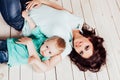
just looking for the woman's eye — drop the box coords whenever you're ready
[85,45,89,51]
[79,51,83,55]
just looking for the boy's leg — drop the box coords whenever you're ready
[0,51,8,63]
[0,40,8,63]
[0,0,24,31]
[0,40,7,51]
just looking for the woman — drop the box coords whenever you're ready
[0,0,106,72]
[69,23,106,72]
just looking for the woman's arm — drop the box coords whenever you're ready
[22,10,36,30]
[42,0,73,13]
[26,0,65,10]
[41,0,65,10]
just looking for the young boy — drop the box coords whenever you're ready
[0,35,65,66]
[0,10,66,72]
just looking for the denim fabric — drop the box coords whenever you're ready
[0,40,8,63]
[0,0,27,31]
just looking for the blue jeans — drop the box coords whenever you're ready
[0,0,28,31]
[0,40,8,63]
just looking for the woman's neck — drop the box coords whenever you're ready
[72,29,83,38]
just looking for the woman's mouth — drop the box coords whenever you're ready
[75,41,82,47]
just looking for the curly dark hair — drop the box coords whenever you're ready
[69,23,106,72]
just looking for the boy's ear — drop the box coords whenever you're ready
[52,51,61,57]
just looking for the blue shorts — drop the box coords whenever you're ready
[0,40,8,63]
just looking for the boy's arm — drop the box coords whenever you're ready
[29,55,62,72]
[26,40,40,60]
[16,37,40,60]
[22,10,36,30]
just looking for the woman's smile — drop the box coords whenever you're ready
[75,41,82,47]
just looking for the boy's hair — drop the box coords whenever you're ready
[46,36,66,54]
[69,23,106,72]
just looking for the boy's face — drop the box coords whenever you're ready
[40,40,60,57]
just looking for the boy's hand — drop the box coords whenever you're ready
[16,37,32,45]
[28,56,37,64]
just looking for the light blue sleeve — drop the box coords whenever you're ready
[22,20,32,36]
[31,26,45,38]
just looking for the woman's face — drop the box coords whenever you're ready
[73,36,93,59]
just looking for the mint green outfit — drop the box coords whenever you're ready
[7,26,49,67]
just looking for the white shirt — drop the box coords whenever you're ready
[22,5,84,59]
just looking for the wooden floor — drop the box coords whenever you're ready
[0,0,120,80]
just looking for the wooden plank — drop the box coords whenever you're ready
[89,0,120,80]
[99,0,120,73]
[9,66,20,80]
[21,65,33,80]
[115,0,120,12]
[62,0,72,12]
[107,0,120,38]
[0,64,8,80]
[33,71,45,80]
[85,71,97,80]
[80,0,95,28]
[106,0,120,40]
[71,0,83,17]
[106,0,120,71]
[0,13,10,39]
[97,65,109,80]
[97,0,120,48]
[45,68,56,80]
[55,57,73,80]
[71,63,85,80]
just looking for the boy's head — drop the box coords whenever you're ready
[40,36,66,57]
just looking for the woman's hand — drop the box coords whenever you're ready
[22,10,29,19]
[26,0,43,10]
[16,37,32,45]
